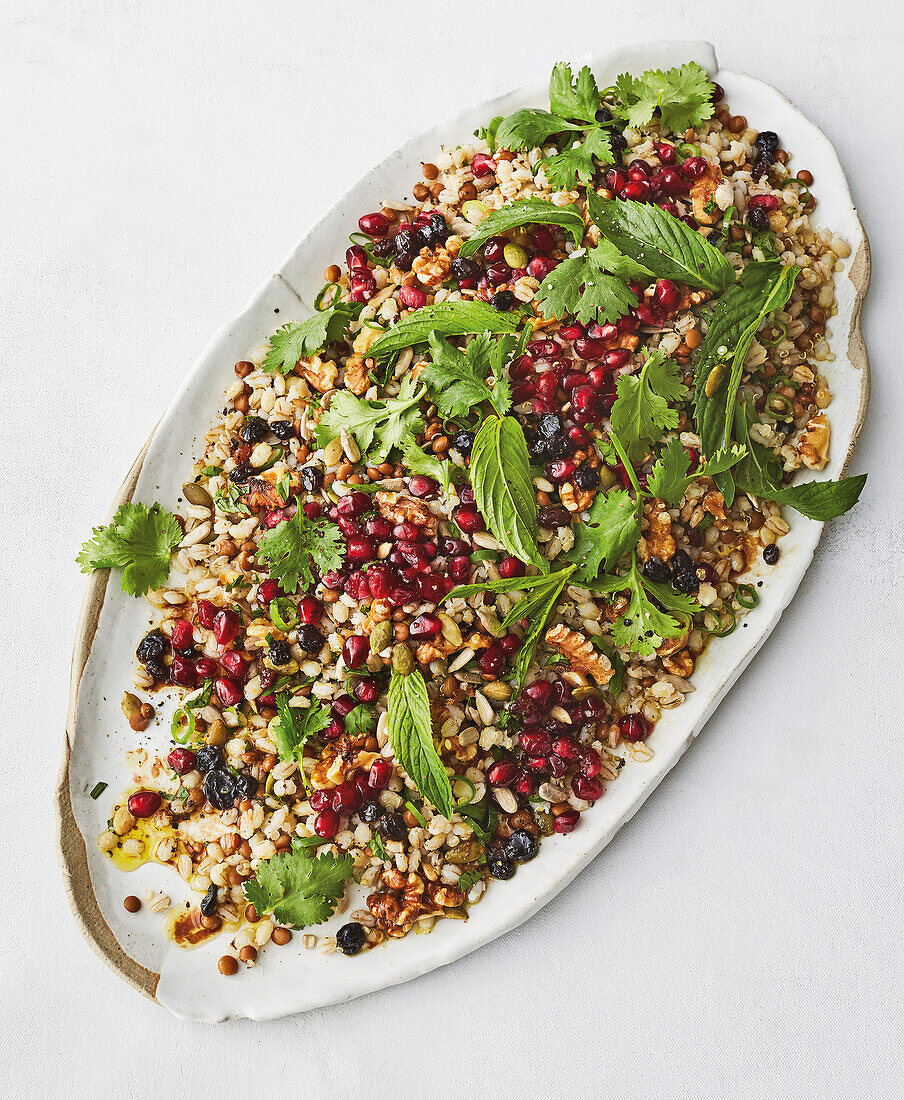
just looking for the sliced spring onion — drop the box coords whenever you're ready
[293,835,325,849]
[256,445,284,473]
[735,583,759,609]
[703,605,737,637]
[677,142,701,160]
[452,776,478,807]
[787,178,812,206]
[314,282,341,311]
[761,320,788,346]
[348,231,372,247]
[89,781,108,800]
[171,706,196,744]
[765,391,795,419]
[270,596,299,631]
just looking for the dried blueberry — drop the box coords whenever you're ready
[336,921,367,956]
[234,772,258,800]
[572,464,599,490]
[538,413,562,439]
[490,289,516,311]
[297,624,325,654]
[747,206,770,232]
[527,435,549,462]
[204,768,237,810]
[229,463,252,484]
[505,828,538,863]
[136,630,168,664]
[763,544,780,565]
[451,256,479,282]
[671,549,699,594]
[451,430,475,454]
[378,812,407,843]
[239,416,268,445]
[195,745,224,774]
[270,419,295,442]
[488,856,516,880]
[300,466,324,493]
[358,800,382,825]
[267,640,292,666]
[610,131,628,155]
[200,883,218,917]
[371,236,396,258]
[753,130,779,162]
[145,657,169,683]
[642,557,672,584]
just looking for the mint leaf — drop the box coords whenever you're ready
[548,62,601,123]
[422,332,514,418]
[77,501,182,597]
[564,489,641,580]
[314,373,425,462]
[256,500,343,593]
[344,704,377,735]
[369,302,520,361]
[613,62,715,133]
[495,109,585,151]
[387,669,454,818]
[590,196,734,293]
[458,198,585,258]
[610,350,686,462]
[263,304,359,374]
[470,414,547,572]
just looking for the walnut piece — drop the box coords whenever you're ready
[343,353,370,396]
[240,478,283,512]
[701,488,731,531]
[638,500,676,563]
[544,624,613,686]
[798,413,830,470]
[691,161,723,226]
[310,736,378,789]
[663,649,694,677]
[294,353,338,394]
[368,870,440,936]
[560,483,594,513]
[412,246,452,287]
[375,491,437,535]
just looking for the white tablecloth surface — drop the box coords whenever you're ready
[2,2,901,1095]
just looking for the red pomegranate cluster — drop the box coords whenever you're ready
[604,148,706,224]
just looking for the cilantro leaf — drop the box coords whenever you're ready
[423,332,513,419]
[315,373,426,462]
[344,704,376,735]
[387,669,454,818]
[613,62,715,134]
[256,500,343,593]
[564,489,641,581]
[262,304,359,374]
[548,62,601,123]
[244,847,353,930]
[540,127,614,189]
[610,350,686,462]
[495,108,585,152]
[402,439,461,497]
[648,438,747,505]
[535,245,639,325]
[272,693,330,765]
[77,501,182,597]
[588,556,698,657]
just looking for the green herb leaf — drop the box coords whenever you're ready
[588,556,698,657]
[272,693,330,765]
[508,567,575,689]
[539,127,614,189]
[475,115,504,154]
[387,668,454,819]
[314,373,426,462]
[456,865,486,895]
[610,349,687,462]
[470,415,547,571]
[344,704,377,736]
[563,489,641,581]
[262,303,360,374]
[647,438,747,505]
[495,109,586,152]
[422,331,513,418]
[256,500,343,593]
[243,846,353,929]
[548,62,601,123]
[369,302,520,361]
[369,832,388,860]
[77,502,182,597]
[590,197,734,292]
[613,62,715,133]
[458,198,585,258]
[535,244,640,324]
[402,439,461,497]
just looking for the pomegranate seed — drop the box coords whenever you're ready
[323,718,344,740]
[572,774,604,802]
[603,348,632,369]
[498,556,524,579]
[499,633,520,656]
[605,167,628,192]
[572,384,597,417]
[358,212,389,237]
[529,226,555,253]
[169,656,195,687]
[310,788,332,811]
[353,677,380,704]
[681,156,707,181]
[513,774,536,797]
[482,236,507,263]
[454,505,484,533]
[332,780,361,813]
[167,748,196,775]
[487,761,520,787]
[711,82,725,102]
[349,270,376,302]
[367,758,393,791]
[256,580,280,606]
[553,809,580,833]
[408,475,436,498]
[171,619,193,651]
[574,335,604,360]
[547,754,568,778]
[587,364,609,388]
[568,425,590,446]
[314,809,341,838]
[303,501,322,519]
[628,158,651,177]
[748,194,779,211]
[417,574,448,602]
[194,657,218,679]
[346,537,376,562]
[470,153,497,178]
[681,214,699,230]
[520,731,552,757]
[346,244,368,269]
[523,680,552,706]
[448,555,470,582]
[486,262,512,286]
[619,713,651,742]
[654,141,676,164]
[635,302,661,326]
[526,256,555,280]
[215,677,242,707]
[658,201,679,217]
[338,517,362,539]
[653,279,682,311]
[579,749,601,778]
[548,459,576,483]
[295,596,321,624]
[263,508,285,528]
[477,644,505,677]
[410,612,441,640]
[196,599,217,628]
[399,285,427,309]
[522,755,549,774]
[342,634,369,669]
[528,339,558,359]
[220,650,246,679]
[623,179,651,202]
[336,492,371,518]
[212,608,240,646]
[658,166,685,195]
[127,790,162,818]
[551,736,580,762]
[559,323,583,341]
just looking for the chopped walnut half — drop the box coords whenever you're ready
[701,487,731,531]
[662,649,694,677]
[412,246,452,287]
[294,353,338,394]
[798,413,830,470]
[259,467,300,495]
[560,483,595,513]
[657,629,689,659]
[638,500,676,563]
[368,870,440,935]
[343,353,370,396]
[544,624,613,686]
[691,161,722,225]
[375,491,437,535]
[310,736,378,789]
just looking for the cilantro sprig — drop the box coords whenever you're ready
[263,302,361,374]
[272,694,330,771]
[314,373,426,463]
[256,500,343,593]
[243,845,352,929]
[535,243,644,325]
[612,62,715,134]
[78,501,182,597]
[609,348,687,463]
[422,331,514,419]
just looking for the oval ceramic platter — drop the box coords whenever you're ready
[58,40,869,1022]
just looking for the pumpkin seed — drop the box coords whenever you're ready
[182,481,213,507]
[445,841,483,864]
[121,691,142,721]
[205,718,229,747]
[705,361,727,397]
[391,642,414,675]
[370,620,394,656]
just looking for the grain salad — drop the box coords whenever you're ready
[80,59,865,974]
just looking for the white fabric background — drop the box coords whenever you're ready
[2,1,901,1096]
